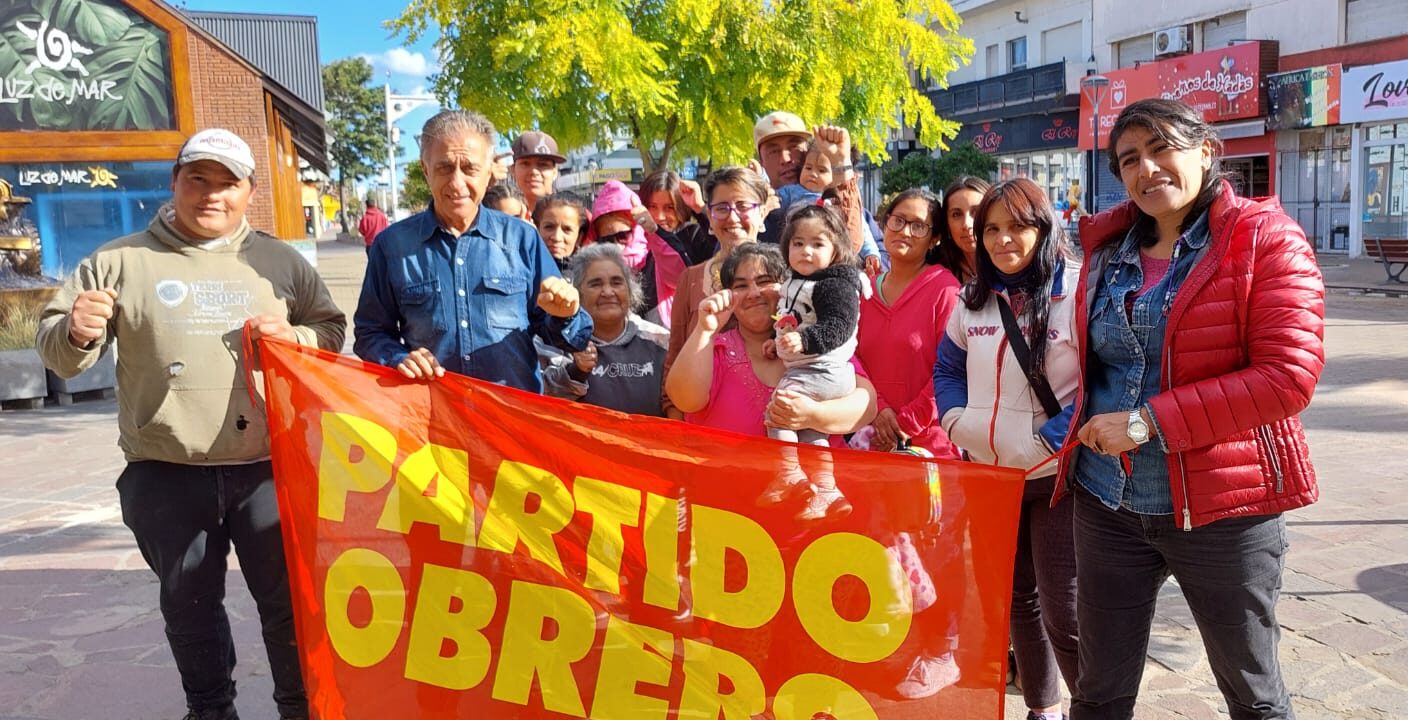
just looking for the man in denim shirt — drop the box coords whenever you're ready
[355,110,591,389]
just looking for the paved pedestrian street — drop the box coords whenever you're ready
[1,241,1404,719]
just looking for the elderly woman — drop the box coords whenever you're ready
[541,243,669,416]
[665,243,876,438]
[1065,98,1325,720]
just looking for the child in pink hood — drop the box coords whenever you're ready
[588,180,689,328]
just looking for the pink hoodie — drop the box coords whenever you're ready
[588,180,686,328]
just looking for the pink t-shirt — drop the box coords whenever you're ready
[686,329,857,446]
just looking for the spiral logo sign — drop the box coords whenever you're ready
[0,0,175,131]
[16,19,94,76]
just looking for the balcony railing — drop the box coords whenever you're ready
[928,61,1067,117]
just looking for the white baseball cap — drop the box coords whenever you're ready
[178,128,256,180]
[753,111,812,150]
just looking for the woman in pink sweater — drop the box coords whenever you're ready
[855,187,970,700]
[857,188,965,459]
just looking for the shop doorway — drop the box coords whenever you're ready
[1278,129,1351,254]
[1223,156,1271,198]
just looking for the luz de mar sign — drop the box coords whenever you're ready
[0,0,176,131]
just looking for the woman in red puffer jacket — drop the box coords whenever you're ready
[1059,98,1324,720]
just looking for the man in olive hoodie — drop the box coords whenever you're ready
[35,129,345,720]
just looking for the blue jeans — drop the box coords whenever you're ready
[118,461,308,718]
[1070,488,1293,720]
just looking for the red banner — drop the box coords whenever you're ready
[259,340,1026,719]
[1080,42,1267,150]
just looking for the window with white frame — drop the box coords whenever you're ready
[1008,37,1028,72]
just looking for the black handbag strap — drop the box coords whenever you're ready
[994,294,1064,419]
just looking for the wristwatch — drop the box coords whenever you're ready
[834,164,855,174]
[1126,409,1151,445]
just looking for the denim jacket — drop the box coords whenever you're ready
[1074,211,1210,514]
[353,205,592,392]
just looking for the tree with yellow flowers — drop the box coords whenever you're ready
[391,0,973,173]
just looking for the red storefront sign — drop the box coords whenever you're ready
[1079,42,1271,150]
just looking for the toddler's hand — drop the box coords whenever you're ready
[864,255,882,278]
[762,339,778,360]
[777,331,803,357]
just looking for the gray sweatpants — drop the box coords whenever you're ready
[767,363,857,446]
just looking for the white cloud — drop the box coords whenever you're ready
[359,48,437,79]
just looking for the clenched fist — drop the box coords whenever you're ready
[630,205,658,234]
[537,276,580,318]
[776,330,804,358]
[812,125,853,170]
[679,179,704,213]
[68,288,118,347]
[697,290,737,333]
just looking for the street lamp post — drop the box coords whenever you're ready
[383,84,437,220]
[1081,74,1110,216]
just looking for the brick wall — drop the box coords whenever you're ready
[186,33,277,234]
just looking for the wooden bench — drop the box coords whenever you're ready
[1367,237,1408,283]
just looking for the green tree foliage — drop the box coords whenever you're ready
[932,142,998,190]
[322,57,388,227]
[880,142,997,195]
[391,0,973,173]
[400,160,431,212]
[880,152,940,196]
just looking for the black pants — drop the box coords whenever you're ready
[1070,487,1293,720]
[118,460,307,718]
[1010,475,1081,709]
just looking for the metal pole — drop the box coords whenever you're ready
[385,83,398,221]
[1091,95,1100,216]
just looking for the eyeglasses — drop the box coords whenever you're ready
[597,230,633,245]
[885,215,933,238]
[707,201,763,220]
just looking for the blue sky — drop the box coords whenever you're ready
[179,0,445,183]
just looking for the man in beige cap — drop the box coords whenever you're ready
[511,129,566,216]
[753,110,813,190]
[35,127,345,720]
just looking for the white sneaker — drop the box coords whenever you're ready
[895,653,960,699]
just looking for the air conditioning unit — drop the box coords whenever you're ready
[1153,26,1192,58]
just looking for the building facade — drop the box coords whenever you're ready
[1089,0,1407,255]
[921,0,1095,213]
[910,0,1407,256]
[0,0,326,278]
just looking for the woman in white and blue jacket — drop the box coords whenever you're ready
[933,177,1081,720]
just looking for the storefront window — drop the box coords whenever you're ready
[1367,123,1408,141]
[0,161,172,277]
[1363,138,1408,242]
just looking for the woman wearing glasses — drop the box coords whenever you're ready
[853,188,967,699]
[857,189,966,457]
[662,165,773,416]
